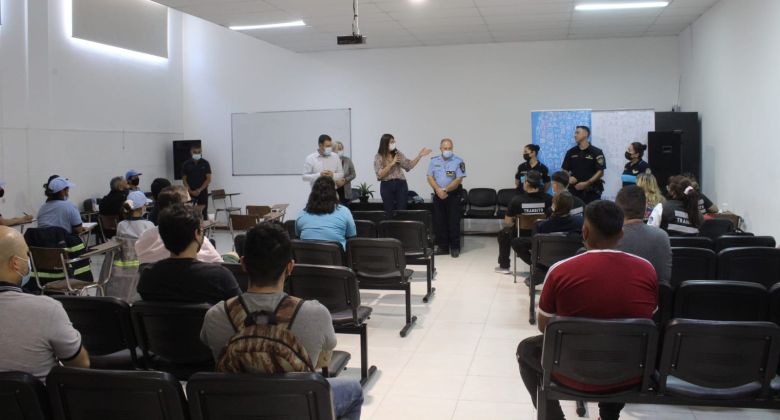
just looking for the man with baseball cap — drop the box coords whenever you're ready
[125,170,142,191]
[37,177,87,234]
[0,181,34,226]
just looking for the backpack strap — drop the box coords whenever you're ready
[224,296,247,332]
[224,299,238,333]
[273,296,306,330]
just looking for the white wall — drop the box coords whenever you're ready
[182,15,680,216]
[679,0,780,237]
[0,0,184,217]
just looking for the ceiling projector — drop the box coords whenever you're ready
[339,0,365,45]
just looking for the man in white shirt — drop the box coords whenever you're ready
[302,134,344,186]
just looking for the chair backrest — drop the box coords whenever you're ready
[377,220,428,253]
[669,236,713,250]
[211,189,227,199]
[393,210,434,241]
[221,263,249,292]
[657,319,780,398]
[47,366,188,420]
[346,238,407,282]
[229,214,261,231]
[98,214,119,231]
[187,372,335,420]
[717,247,780,288]
[52,296,137,359]
[288,264,360,322]
[715,235,776,252]
[291,239,346,266]
[541,317,658,393]
[531,233,583,270]
[28,247,67,272]
[519,214,547,231]
[496,188,518,207]
[130,301,214,366]
[467,188,497,207]
[351,210,386,225]
[670,247,717,289]
[283,219,298,239]
[673,280,769,321]
[0,371,50,420]
[699,218,734,241]
[655,282,674,327]
[770,283,780,326]
[354,220,377,238]
[246,205,271,217]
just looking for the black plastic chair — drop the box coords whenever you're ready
[527,233,583,325]
[288,264,377,385]
[0,371,50,420]
[291,239,346,266]
[47,366,188,420]
[654,282,674,328]
[669,236,713,250]
[673,280,769,321]
[351,210,387,225]
[670,247,717,289]
[770,283,780,326]
[496,188,519,218]
[393,210,436,246]
[378,220,435,302]
[346,238,416,337]
[657,319,780,400]
[715,235,776,253]
[221,262,249,292]
[355,220,377,238]
[699,218,734,241]
[187,372,335,420]
[130,301,215,380]
[283,219,298,239]
[717,247,780,288]
[464,188,497,218]
[537,317,658,420]
[52,296,142,370]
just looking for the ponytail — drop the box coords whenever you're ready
[668,175,702,227]
[121,201,134,220]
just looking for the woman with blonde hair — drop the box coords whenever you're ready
[636,171,664,220]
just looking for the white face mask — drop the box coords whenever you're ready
[323,147,333,156]
[193,153,202,160]
[389,142,396,151]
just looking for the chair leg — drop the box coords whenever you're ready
[400,283,417,337]
[536,386,547,420]
[529,277,537,325]
[576,400,587,417]
[422,258,436,303]
[359,324,377,386]
[513,250,518,283]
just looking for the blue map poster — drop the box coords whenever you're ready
[531,110,592,174]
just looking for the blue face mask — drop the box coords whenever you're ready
[14,256,32,288]
[442,150,453,159]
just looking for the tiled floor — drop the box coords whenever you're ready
[207,231,780,420]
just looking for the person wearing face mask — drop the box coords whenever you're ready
[621,142,649,186]
[426,138,466,257]
[136,203,240,304]
[37,177,88,235]
[0,226,90,380]
[374,133,432,215]
[125,169,143,191]
[0,181,34,226]
[561,126,606,204]
[515,144,550,192]
[303,134,344,187]
[333,141,356,203]
[182,145,212,218]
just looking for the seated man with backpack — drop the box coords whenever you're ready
[200,222,364,420]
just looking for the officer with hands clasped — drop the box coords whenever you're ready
[427,138,466,258]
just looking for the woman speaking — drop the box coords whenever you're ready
[374,133,431,214]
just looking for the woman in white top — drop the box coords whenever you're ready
[117,191,155,239]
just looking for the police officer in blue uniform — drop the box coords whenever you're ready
[621,142,650,186]
[427,138,466,258]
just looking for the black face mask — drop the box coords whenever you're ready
[130,178,140,186]
[522,153,531,162]
[625,151,634,161]
[0,189,4,198]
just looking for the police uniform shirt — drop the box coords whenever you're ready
[561,144,606,190]
[506,191,553,218]
[181,158,212,190]
[427,155,466,189]
[515,161,550,185]
[621,160,649,186]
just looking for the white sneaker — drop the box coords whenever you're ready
[494,266,511,274]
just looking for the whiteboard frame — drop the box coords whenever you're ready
[230,108,352,176]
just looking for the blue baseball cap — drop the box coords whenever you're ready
[125,169,142,179]
[126,190,152,210]
[0,181,6,188]
[48,177,75,194]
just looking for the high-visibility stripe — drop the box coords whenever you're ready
[34,271,66,279]
[65,243,86,253]
[113,260,140,268]
[73,265,91,276]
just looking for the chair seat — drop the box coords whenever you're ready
[331,306,373,326]
[44,279,96,292]
[147,356,215,381]
[405,249,432,259]
[323,350,351,378]
[90,348,142,370]
[664,375,762,400]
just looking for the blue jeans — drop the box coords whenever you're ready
[327,377,364,420]
[380,179,408,216]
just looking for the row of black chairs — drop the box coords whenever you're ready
[669,234,776,252]
[1,367,335,420]
[671,245,780,289]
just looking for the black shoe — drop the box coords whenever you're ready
[450,249,460,258]
[434,247,450,255]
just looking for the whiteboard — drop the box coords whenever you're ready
[231,109,351,176]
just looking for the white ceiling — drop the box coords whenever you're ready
[154,0,719,53]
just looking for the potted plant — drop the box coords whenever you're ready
[357,182,375,204]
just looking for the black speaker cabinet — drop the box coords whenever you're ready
[654,112,701,186]
[648,131,682,192]
[173,140,201,180]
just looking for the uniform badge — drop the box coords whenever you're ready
[597,155,605,166]
[460,162,466,172]
[446,171,455,177]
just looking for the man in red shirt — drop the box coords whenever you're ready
[516,200,657,420]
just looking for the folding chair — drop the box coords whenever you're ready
[229,214,261,243]
[212,189,241,225]
[98,214,119,242]
[28,247,101,296]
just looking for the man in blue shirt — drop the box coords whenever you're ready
[36,177,86,235]
[426,138,466,257]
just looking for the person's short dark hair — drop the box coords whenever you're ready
[190,144,202,151]
[150,178,172,200]
[305,176,339,214]
[110,176,124,191]
[243,223,292,287]
[615,186,647,220]
[318,134,332,145]
[630,142,647,158]
[576,125,591,136]
[551,170,570,187]
[234,234,247,258]
[158,204,202,255]
[525,144,540,154]
[156,186,184,211]
[584,200,624,239]
[525,170,544,190]
[552,191,574,217]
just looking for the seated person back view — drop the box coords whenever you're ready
[136,204,239,304]
[148,177,172,225]
[616,185,671,286]
[135,185,222,264]
[647,175,702,236]
[37,177,87,235]
[221,234,246,264]
[116,191,154,239]
[296,176,357,249]
[0,226,90,380]
[99,176,129,217]
[516,201,657,420]
[550,171,585,216]
[200,223,364,420]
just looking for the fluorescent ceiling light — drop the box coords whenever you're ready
[575,2,669,11]
[230,20,306,31]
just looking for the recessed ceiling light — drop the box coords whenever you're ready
[575,2,669,11]
[410,0,426,4]
[229,20,306,31]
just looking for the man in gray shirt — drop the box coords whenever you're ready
[200,223,363,420]
[0,226,90,380]
[615,186,672,285]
